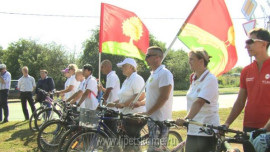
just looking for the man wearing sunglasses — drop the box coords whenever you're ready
[224,28,270,151]
[143,46,174,152]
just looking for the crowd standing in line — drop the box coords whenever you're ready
[0,64,11,123]
[2,28,270,151]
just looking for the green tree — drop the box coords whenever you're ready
[1,39,70,89]
[164,50,192,90]
[0,46,4,63]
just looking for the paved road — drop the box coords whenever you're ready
[172,94,237,111]
[6,94,238,121]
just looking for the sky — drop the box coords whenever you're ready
[0,0,269,67]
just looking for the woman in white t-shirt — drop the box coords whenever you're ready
[56,64,80,100]
[107,58,146,113]
[175,48,220,152]
[107,58,146,151]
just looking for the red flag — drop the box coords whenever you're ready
[99,3,149,61]
[178,0,238,76]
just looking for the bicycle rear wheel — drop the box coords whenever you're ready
[37,119,68,152]
[35,108,61,131]
[64,130,109,152]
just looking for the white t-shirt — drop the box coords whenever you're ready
[118,72,145,114]
[146,65,174,121]
[76,80,85,108]
[69,75,80,96]
[84,75,98,110]
[106,71,120,111]
[186,70,220,136]
[64,77,71,99]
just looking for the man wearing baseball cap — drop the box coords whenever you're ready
[0,64,11,123]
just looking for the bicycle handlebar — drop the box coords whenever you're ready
[38,88,54,96]
[185,119,247,135]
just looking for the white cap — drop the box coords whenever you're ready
[117,58,137,68]
[0,64,6,69]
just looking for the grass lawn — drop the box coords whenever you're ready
[0,108,244,152]
[174,87,239,96]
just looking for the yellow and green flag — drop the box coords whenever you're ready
[179,0,238,76]
[99,3,149,61]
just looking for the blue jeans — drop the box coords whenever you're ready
[147,120,169,152]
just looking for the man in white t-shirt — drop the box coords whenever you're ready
[77,64,98,110]
[143,46,174,151]
[99,60,120,111]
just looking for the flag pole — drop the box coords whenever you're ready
[130,27,182,107]
[99,52,101,83]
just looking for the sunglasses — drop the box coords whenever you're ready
[245,38,267,45]
[145,54,157,58]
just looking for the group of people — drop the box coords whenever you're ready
[0,27,270,152]
[0,65,56,122]
[173,28,270,152]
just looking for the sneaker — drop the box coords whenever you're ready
[3,119,8,123]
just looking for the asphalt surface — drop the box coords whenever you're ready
[4,94,238,121]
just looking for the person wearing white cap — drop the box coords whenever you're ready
[107,58,146,113]
[0,64,11,123]
[142,46,174,151]
[107,58,146,151]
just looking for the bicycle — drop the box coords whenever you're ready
[183,119,256,152]
[63,107,184,152]
[57,105,119,152]
[29,88,55,132]
[37,102,79,152]
[33,90,65,131]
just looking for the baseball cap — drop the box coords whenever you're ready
[61,68,69,73]
[117,58,137,68]
[0,64,6,69]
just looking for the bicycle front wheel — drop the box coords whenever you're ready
[167,130,184,152]
[37,119,68,152]
[64,130,109,152]
[58,126,82,152]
